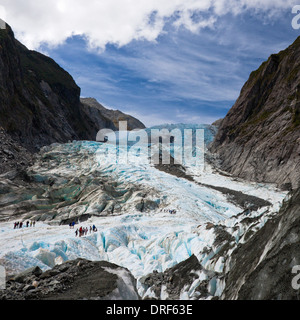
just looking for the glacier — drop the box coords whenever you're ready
[0,124,287,299]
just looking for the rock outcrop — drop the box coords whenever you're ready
[210,36,300,190]
[140,255,218,300]
[0,128,33,175]
[0,258,140,300]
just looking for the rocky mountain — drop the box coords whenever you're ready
[208,36,300,300]
[0,24,145,170]
[0,24,88,151]
[81,98,145,131]
[210,36,300,190]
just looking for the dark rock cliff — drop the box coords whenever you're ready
[0,24,145,171]
[0,25,88,151]
[210,36,300,190]
[209,36,300,300]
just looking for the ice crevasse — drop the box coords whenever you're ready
[0,126,287,299]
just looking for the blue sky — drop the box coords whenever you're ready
[2,1,300,126]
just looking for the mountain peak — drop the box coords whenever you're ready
[80,97,145,131]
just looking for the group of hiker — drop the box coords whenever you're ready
[13,220,35,229]
[68,221,98,237]
[75,225,98,237]
[163,209,177,214]
[69,222,76,229]
[12,219,97,238]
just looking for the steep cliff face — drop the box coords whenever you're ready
[210,36,300,190]
[209,36,300,300]
[0,24,145,160]
[0,25,87,151]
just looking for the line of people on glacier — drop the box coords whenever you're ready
[74,224,98,237]
[162,209,177,214]
[13,220,36,229]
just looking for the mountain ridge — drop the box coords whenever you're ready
[80,97,145,131]
[0,23,145,173]
[209,36,300,300]
[210,36,300,190]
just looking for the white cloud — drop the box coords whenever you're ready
[0,0,297,50]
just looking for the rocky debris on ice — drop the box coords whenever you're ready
[0,258,140,300]
[139,255,220,300]
[221,187,300,300]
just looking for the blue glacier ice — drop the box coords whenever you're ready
[0,123,287,299]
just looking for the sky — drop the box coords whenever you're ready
[0,0,300,127]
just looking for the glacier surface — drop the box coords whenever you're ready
[0,125,287,299]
